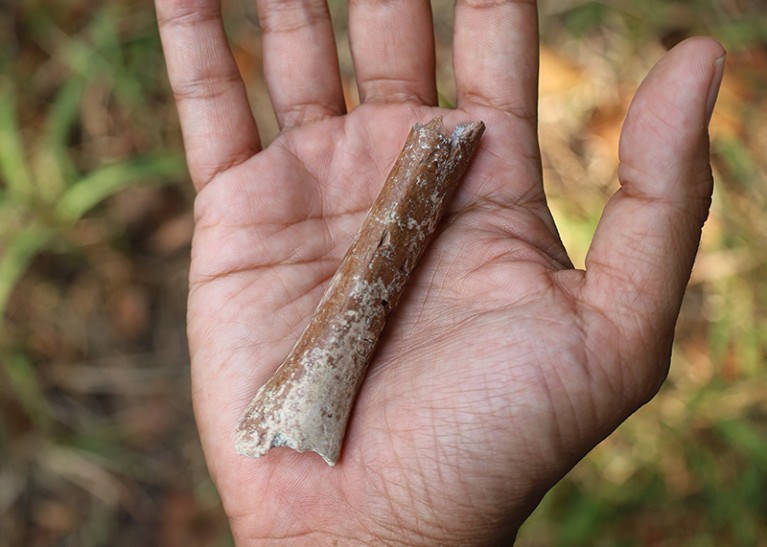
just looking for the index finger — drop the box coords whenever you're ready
[155,0,261,191]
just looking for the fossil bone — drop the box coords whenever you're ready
[235,117,485,465]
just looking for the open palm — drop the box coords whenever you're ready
[157,1,724,544]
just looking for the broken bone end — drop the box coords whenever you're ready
[235,421,339,466]
[413,117,485,147]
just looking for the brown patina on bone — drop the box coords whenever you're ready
[235,117,485,466]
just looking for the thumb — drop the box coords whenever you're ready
[582,37,725,388]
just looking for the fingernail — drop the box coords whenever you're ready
[706,53,726,125]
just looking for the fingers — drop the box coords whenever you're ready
[349,0,437,105]
[453,0,539,120]
[156,0,260,191]
[583,38,725,343]
[255,0,345,129]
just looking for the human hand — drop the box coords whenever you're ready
[155,1,725,544]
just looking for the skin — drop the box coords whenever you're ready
[155,0,725,544]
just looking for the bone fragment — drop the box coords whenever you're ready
[235,117,485,465]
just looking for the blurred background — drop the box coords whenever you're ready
[1,0,765,545]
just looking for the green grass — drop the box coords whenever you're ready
[0,8,186,319]
[1,1,766,545]
[0,4,204,545]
